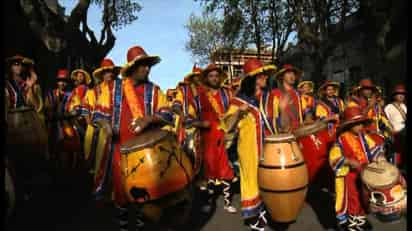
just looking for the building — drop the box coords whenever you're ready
[210,47,275,81]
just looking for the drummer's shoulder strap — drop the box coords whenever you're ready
[391,103,407,121]
[112,78,123,133]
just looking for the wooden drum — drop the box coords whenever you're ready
[120,128,194,203]
[293,121,329,182]
[258,133,308,223]
[361,160,407,222]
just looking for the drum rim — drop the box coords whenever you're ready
[265,133,296,143]
[361,163,400,189]
[293,121,328,138]
[120,129,171,154]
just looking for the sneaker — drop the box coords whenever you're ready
[248,219,265,231]
[224,205,237,213]
[355,216,372,231]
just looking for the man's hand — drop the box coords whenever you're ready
[128,116,153,135]
[26,69,38,88]
[192,120,210,128]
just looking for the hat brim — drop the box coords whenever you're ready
[392,91,407,96]
[358,86,379,92]
[275,67,303,80]
[337,117,371,134]
[120,56,161,77]
[56,77,70,82]
[71,69,92,84]
[246,65,278,77]
[92,66,121,81]
[318,82,340,96]
[6,56,34,66]
[297,81,314,89]
[184,71,201,81]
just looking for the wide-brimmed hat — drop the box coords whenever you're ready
[297,80,314,93]
[318,80,340,96]
[120,46,160,77]
[56,69,70,82]
[71,69,92,85]
[391,84,406,96]
[274,64,303,80]
[183,65,202,82]
[243,58,277,77]
[92,58,121,81]
[357,78,379,92]
[338,106,371,133]
[201,63,227,80]
[6,54,34,66]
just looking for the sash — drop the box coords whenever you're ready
[392,103,407,121]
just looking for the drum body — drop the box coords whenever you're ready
[361,161,407,222]
[6,107,48,158]
[60,120,82,153]
[120,128,194,203]
[294,121,329,182]
[258,133,308,223]
[182,127,202,175]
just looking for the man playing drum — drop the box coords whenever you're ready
[90,46,174,231]
[220,58,276,230]
[329,106,385,231]
[315,80,345,142]
[196,63,237,213]
[346,78,393,147]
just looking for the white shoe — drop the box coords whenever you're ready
[224,205,237,213]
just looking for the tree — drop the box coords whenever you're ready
[5,0,141,90]
[185,11,224,65]
[285,0,360,83]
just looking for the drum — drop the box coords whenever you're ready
[293,121,329,182]
[60,120,82,153]
[120,128,194,203]
[361,160,407,222]
[258,133,308,223]
[182,127,202,175]
[6,107,48,158]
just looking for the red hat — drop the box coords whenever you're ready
[120,46,160,77]
[56,69,70,81]
[358,78,378,92]
[201,63,227,78]
[92,58,121,81]
[338,106,370,133]
[274,64,303,80]
[391,84,406,96]
[243,58,277,77]
[183,64,203,82]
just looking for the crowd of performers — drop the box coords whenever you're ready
[5,45,407,231]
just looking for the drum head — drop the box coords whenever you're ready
[294,121,328,138]
[265,133,296,143]
[361,161,400,188]
[120,128,171,155]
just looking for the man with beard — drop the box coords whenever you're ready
[346,78,393,147]
[91,46,173,231]
[315,80,345,141]
[197,63,237,213]
[269,64,305,133]
[384,84,407,168]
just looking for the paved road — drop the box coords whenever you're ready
[6,168,406,231]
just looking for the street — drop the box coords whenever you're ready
[6,168,406,231]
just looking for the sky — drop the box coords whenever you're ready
[60,0,203,90]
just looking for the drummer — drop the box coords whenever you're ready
[172,65,209,188]
[315,80,345,141]
[297,80,316,123]
[220,58,277,230]
[346,78,393,146]
[196,63,237,213]
[90,45,174,231]
[269,64,305,133]
[329,106,385,231]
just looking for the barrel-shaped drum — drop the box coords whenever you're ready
[258,133,308,223]
[293,121,329,182]
[120,128,194,203]
[6,107,48,158]
[361,160,407,222]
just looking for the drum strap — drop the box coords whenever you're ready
[259,91,275,135]
[112,79,123,134]
[391,103,407,121]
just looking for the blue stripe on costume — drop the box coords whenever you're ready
[220,88,229,111]
[241,201,264,218]
[144,83,154,116]
[112,79,123,133]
